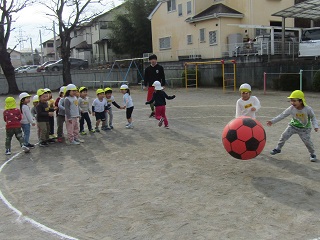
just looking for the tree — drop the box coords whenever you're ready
[42,0,100,85]
[0,0,33,94]
[111,0,157,58]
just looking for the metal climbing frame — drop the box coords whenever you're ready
[184,60,236,92]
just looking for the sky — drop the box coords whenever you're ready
[8,0,125,51]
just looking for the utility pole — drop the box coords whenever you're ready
[30,38,34,65]
[39,29,44,63]
[53,21,57,60]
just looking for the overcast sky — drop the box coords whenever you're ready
[8,0,125,51]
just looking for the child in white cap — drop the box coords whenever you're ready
[235,83,261,119]
[267,90,318,162]
[145,81,175,128]
[19,92,36,148]
[120,84,134,129]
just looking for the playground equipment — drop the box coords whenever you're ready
[184,60,236,92]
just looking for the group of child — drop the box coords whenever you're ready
[236,83,318,162]
[3,83,137,154]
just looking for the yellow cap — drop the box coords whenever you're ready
[37,89,46,97]
[96,89,105,95]
[79,87,88,92]
[104,87,112,92]
[5,97,17,110]
[288,90,307,106]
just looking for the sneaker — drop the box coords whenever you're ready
[49,134,57,139]
[21,145,30,153]
[89,129,96,133]
[110,125,114,129]
[158,117,164,127]
[70,140,80,145]
[95,127,100,132]
[165,126,170,129]
[75,138,84,143]
[26,143,35,149]
[125,123,130,126]
[149,112,155,118]
[104,127,111,131]
[57,137,64,143]
[48,139,56,144]
[270,149,281,155]
[39,142,49,147]
[126,123,134,129]
[5,149,11,155]
[80,131,87,135]
[101,126,107,130]
[310,154,317,162]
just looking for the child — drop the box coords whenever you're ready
[235,83,261,119]
[3,97,30,155]
[31,95,39,118]
[64,84,82,145]
[267,90,318,162]
[78,86,95,134]
[19,92,36,148]
[36,89,54,147]
[56,86,66,143]
[44,88,56,139]
[104,87,121,130]
[120,84,134,129]
[92,89,109,132]
[145,81,175,129]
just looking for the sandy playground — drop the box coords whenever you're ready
[0,87,320,240]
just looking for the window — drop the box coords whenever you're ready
[178,4,182,16]
[209,31,217,45]
[187,1,192,14]
[187,35,193,45]
[74,30,77,37]
[167,0,176,12]
[159,37,171,50]
[47,43,54,48]
[200,28,205,42]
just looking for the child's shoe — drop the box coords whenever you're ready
[270,149,281,155]
[26,143,35,149]
[21,145,30,153]
[149,112,155,118]
[158,117,164,127]
[70,140,80,145]
[75,138,84,143]
[57,137,64,143]
[89,129,96,133]
[48,139,56,144]
[39,142,49,147]
[104,127,111,131]
[165,125,170,129]
[49,134,57,139]
[80,131,87,135]
[310,154,317,162]
[110,125,114,129]
[101,126,106,130]
[95,127,100,132]
[126,123,134,129]
[5,149,11,155]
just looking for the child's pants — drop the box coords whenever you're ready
[105,108,113,127]
[56,115,65,138]
[6,128,24,149]
[49,116,54,135]
[65,117,79,142]
[155,105,168,126]
[276,125,315,154]
[80,112,92,132]
[21,123,31,145]
[38,122,50,143]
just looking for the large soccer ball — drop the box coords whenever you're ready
[222,117,266,160]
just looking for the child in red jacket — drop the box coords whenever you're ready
[3,97,30,155]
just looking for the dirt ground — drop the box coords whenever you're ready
[0,87,320,240]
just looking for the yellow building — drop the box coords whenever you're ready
[148,0,295,61]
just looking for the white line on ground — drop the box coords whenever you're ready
[0,152,78,240]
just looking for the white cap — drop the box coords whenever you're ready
[59,86,66,93]
[152,81,163,90]
[66,84,77,91]
[239,83,251,92]
[120,84,129,90]
[44,88,51,92]
[32,95,39,102]
[19,92,31,100]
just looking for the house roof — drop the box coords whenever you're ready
[272,0,320,20]
[148,2,162,20]
[72,41,92,50]
[186,3,244,23]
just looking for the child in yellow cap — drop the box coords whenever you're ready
[3,97,30,155]
[267,90,318,162]
[92,89,109,132]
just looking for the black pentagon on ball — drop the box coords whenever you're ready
[229,151,242,159]
[245,137,260,151]
[226,129,237,143]
[242,118,257,128]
